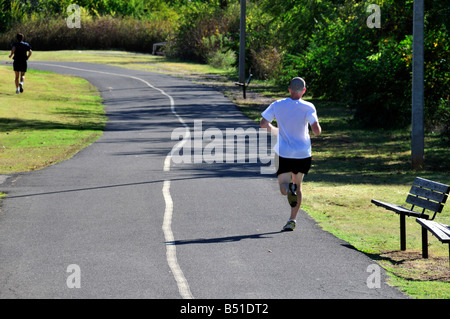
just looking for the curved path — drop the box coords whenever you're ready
[0,62,406,299]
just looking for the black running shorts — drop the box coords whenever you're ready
[13,60,27,72]
[276,155,312,176]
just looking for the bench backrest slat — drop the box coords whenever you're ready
[409,185,448,203]
[406,177,450,215]
[406,195,444,213]
[413,177,450,195]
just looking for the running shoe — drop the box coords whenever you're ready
[19,83,23,93]
[287,183,297,207]
[16,88,20,94]
[282,220,296,231]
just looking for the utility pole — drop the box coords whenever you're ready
[411,0,424,170]
[238,0,246,85]
[235,0,249,98]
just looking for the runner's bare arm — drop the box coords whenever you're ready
[260,118,279,136]
[311,121,322,136]
[9,47,15,59]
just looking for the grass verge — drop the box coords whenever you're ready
[1,50,449,298]
[0,65,105,174]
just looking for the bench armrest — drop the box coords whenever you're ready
[371,199,429,219]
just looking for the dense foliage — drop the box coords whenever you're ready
[0,0,448,134]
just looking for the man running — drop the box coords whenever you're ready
[260,77,321,231]
[9,33,32,94]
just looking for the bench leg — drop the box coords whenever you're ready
[400,214,406,251]
[421,226,428,258]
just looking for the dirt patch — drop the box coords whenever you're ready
[379,250,450,282]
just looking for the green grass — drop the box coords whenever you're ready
[1,50,449,298]
[0,65,105,174]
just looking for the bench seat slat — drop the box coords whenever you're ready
[416,219,450,243]
[434,223,450,237]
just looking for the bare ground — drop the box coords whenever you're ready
[379,250,449,282]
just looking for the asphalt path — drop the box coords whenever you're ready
[0,61,407,299]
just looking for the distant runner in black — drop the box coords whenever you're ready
[9,33,32,94]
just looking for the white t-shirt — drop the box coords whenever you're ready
[261,98,319,159]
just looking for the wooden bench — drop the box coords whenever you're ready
[416,219,450,266]
[371,177,450,251]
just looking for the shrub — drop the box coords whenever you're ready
[350,38,412,128]
[423,27,450,136]
[206,48,236,70]
[249,46,282,80]
[165,3,239,63]
[0,14,173,53]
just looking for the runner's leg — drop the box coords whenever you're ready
[289,172,304,220]
[14,71,20,89]
[277,172,291,196]
[19,72,25,92]
[278,171,301,221]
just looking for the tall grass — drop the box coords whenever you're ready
[0,12,175,53]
